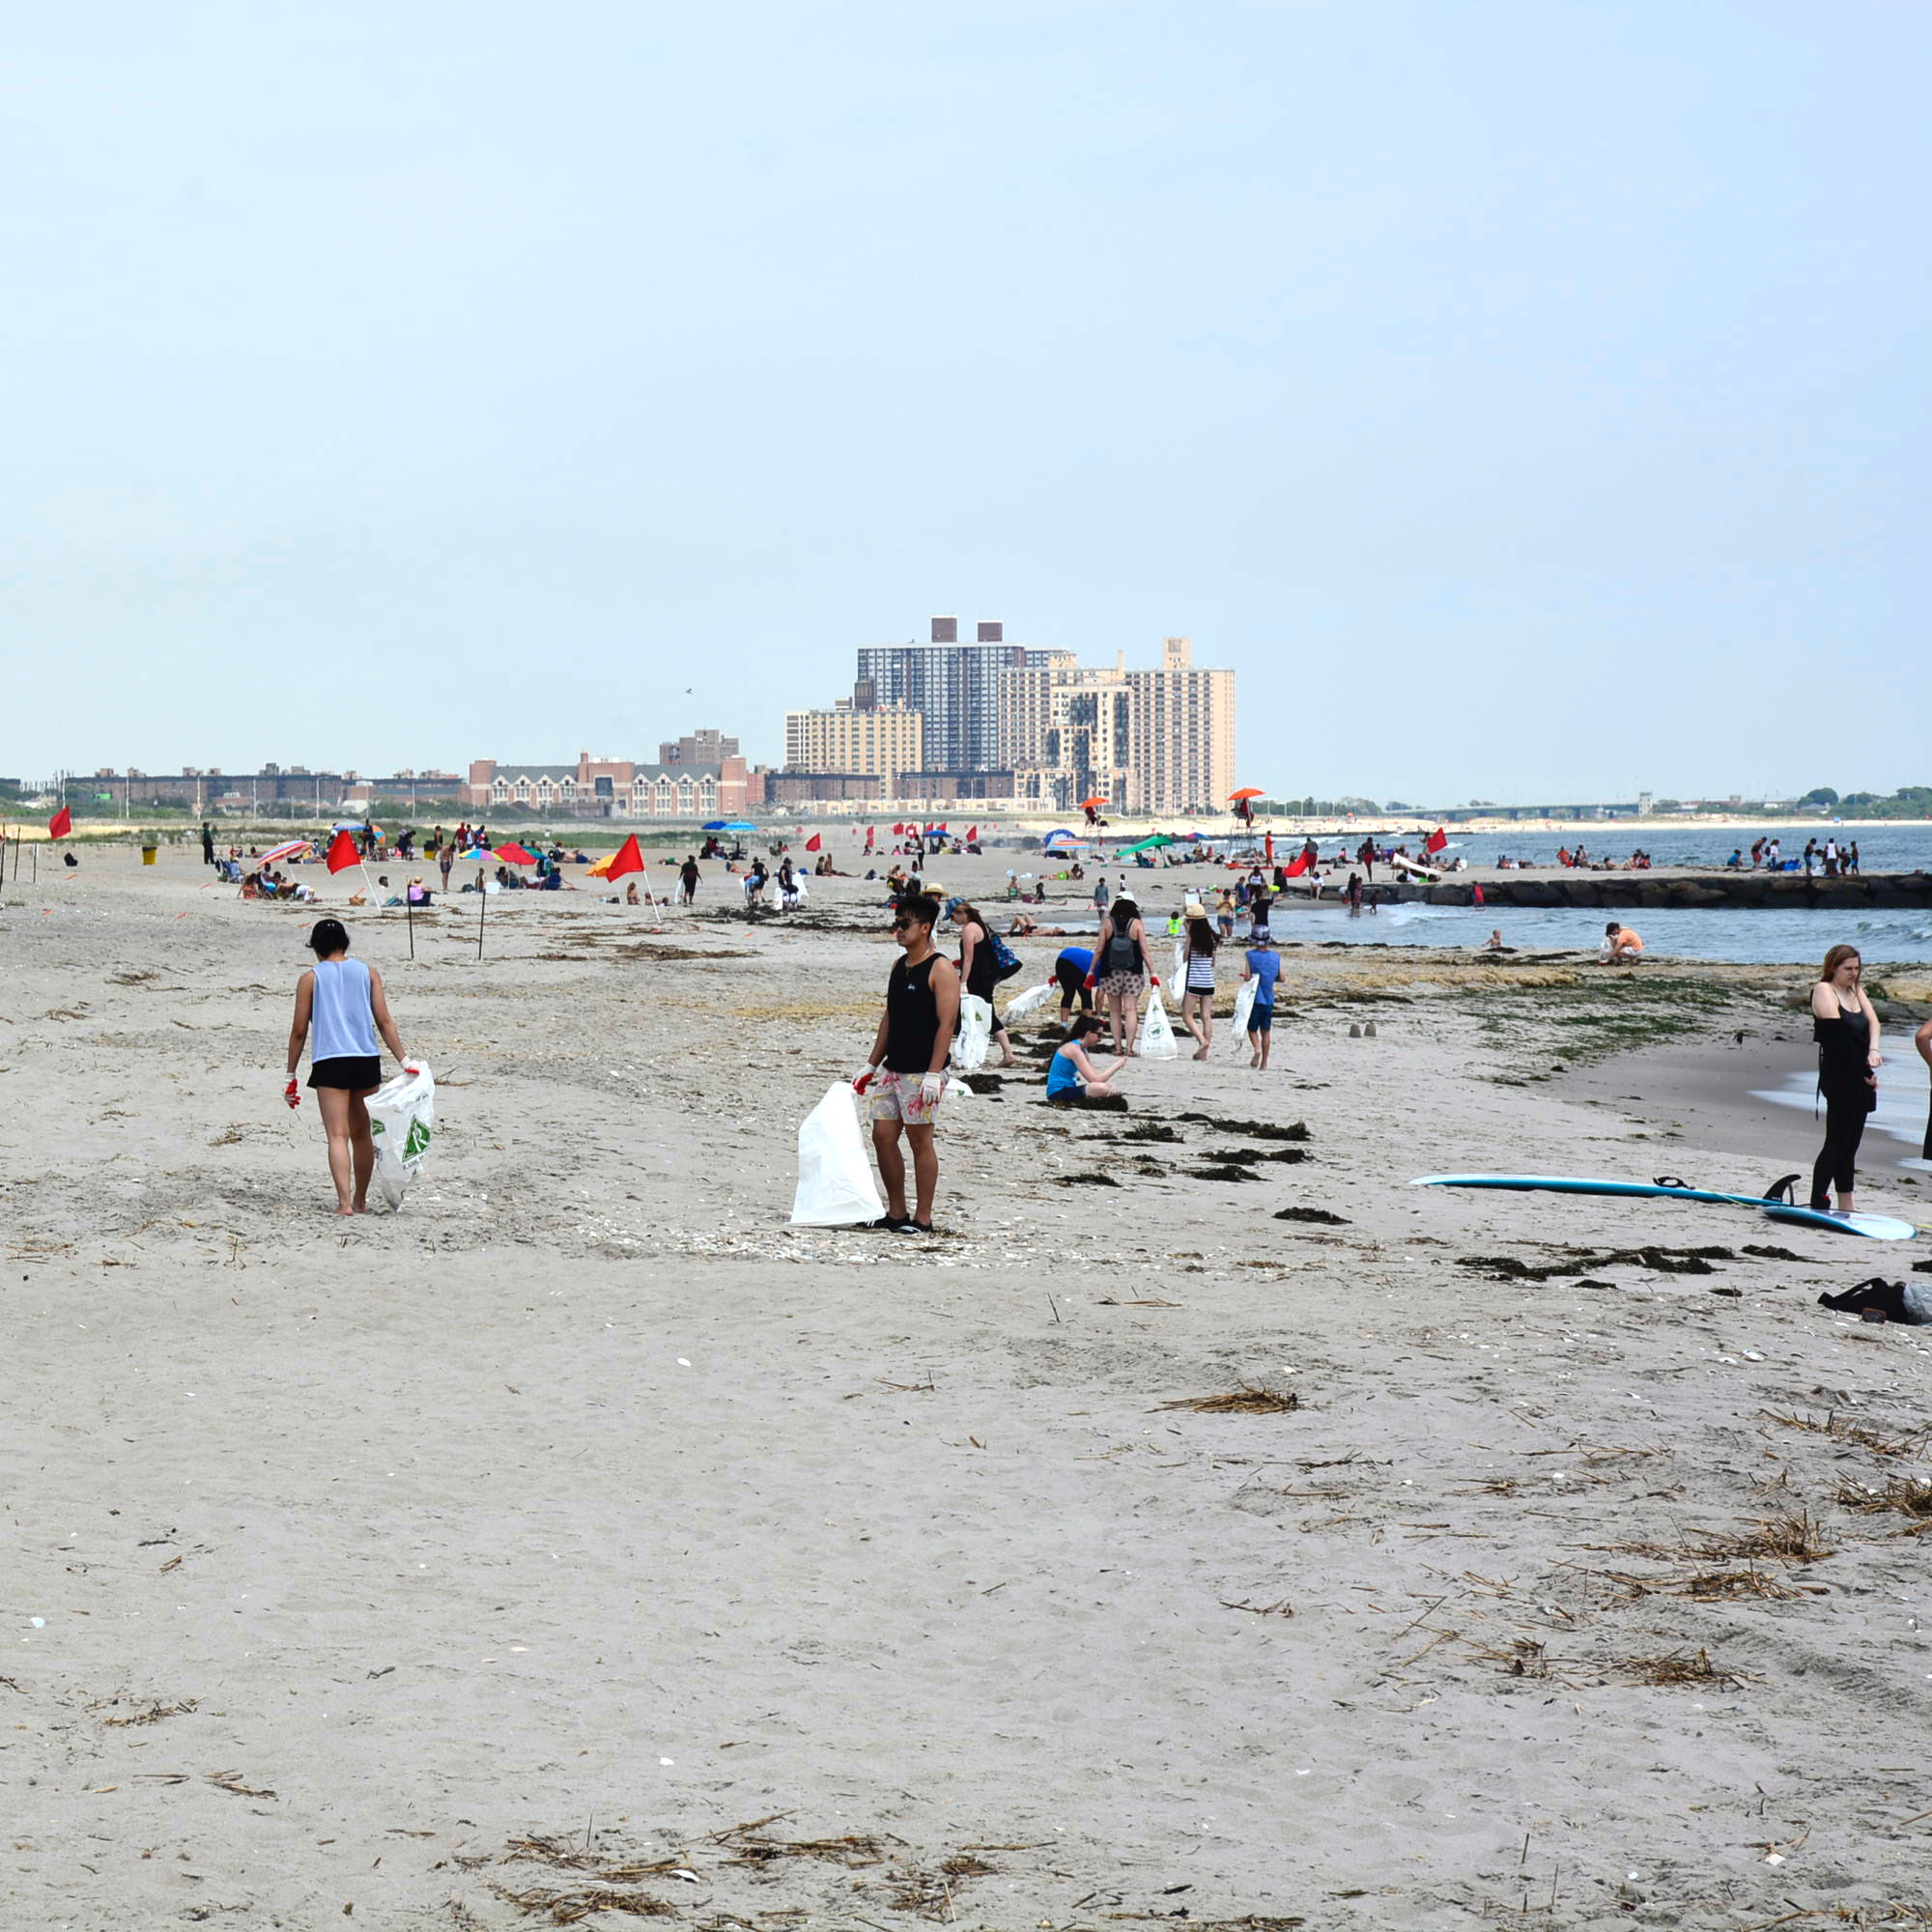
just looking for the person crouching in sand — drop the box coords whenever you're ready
[285,918,414,1215]
[1045,1015,1129,1103]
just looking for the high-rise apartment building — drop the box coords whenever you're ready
[783,702,923,786]
[855,618,1071,773]
[1000,636,1235,815]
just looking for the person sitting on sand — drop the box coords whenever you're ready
[1008,912,1037,937]
[1601,921,1643,963]
[625,881,640,905]
[1045,1014,1129,1104]
[284,917,415,1217]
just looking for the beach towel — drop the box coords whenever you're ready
[790,1084,886,1227]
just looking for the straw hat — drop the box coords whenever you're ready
[1183,898,1208,919]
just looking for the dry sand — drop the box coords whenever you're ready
[7,847,1932,1930]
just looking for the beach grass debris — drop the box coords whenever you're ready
[719,1830,885,1869]
[1611,1647,1756,1690]
[1273,1207,1349,1225]
[1607,1508,1834,1566]
[1762,1408,1930,1459]
[500,1838,687,1881]
[1605,1565,1803,1603]
[1460,1244,1736,1283]
[1155,1384,1299,1415]
[1200,1146,1309,1165]
[98,1698,198,1727]
[490,1881,675,1921]
[1188,1164,1264,1182]
[1052,1171,1122,1186]
[1743,1244,1808,1262]
[1835,1475,1932,1520]
[206,1770,277,1800]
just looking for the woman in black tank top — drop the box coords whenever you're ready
[1808,944,1881,1213]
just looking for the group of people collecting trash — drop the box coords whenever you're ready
[845,888,1289,1234]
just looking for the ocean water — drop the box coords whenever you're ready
[1414,822,1929,874]
[1754,1065,1932,1167]
[1288,901,1932,965]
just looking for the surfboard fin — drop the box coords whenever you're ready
[1762,1173,1802,1206]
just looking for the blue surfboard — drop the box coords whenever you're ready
[1411,1173,1918,1242]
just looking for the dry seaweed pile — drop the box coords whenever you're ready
[1459,1244,1738,1282]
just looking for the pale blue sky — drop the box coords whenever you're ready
[4,2,1925,803]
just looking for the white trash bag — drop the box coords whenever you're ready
[952,993,993,1071]
[366,1064,436,1210]
[1139,986,1179,1061]
[1003,980,1055,1021]
[790,1082,886,1227]
[1230,977,1259,1049]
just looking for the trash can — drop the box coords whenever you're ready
[141,845,158,866]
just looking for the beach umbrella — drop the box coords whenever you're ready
[1079,795,1109,810]
[1230,787,1264,802]
[719,820,758,833]
[1117,834,1176,857]
[1041,828,1088,850]
[259,838,312,865]
[493,842,538,865]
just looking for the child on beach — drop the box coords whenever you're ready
[1241,936,1281,1069]
[1046,1015,1129,1103]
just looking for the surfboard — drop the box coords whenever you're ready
[1391,856,1441,883]
[1411,1173,1918,1241]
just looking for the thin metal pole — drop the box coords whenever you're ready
[478,876,486,960]
[407,888,414,958]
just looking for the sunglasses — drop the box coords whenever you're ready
[892,916,918,929]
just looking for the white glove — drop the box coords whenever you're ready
[853,1065,878,1094]
[920,1072,945,1106]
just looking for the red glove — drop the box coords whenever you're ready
[283,1078,300,1111]
[1083,974,1096,989]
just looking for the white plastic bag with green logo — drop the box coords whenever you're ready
[1139,986,1179,1061]
[367,1064,436,1210]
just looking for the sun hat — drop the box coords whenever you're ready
[1183,898,1208,919]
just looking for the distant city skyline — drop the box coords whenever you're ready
[3,4,1926,800]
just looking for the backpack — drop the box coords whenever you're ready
[989,933,1024,981]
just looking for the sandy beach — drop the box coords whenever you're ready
[8,847,1932,1929]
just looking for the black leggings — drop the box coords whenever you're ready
[1055,957,1094,1011]
[1812,1089,1869,1206]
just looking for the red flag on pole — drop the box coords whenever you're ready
[48,806,72,839]
[805,834,822,851]
[892,822,905,835]
[607,834,645,880]
[1425,826,1448,855]
[967,825,979,842]
[325,830,360,873]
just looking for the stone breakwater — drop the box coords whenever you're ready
[1390,870,1932,910]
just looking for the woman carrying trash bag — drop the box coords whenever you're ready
[1090,893,1151,1057]
[285,918,415,1216]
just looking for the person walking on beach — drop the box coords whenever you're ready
[1809,944,1882,1215]
[1179,900,1218,1060]
[955,900,1020,1069]
[1091,893,1150,1056]
[438,839,455,897]
[201,821,215,867]
[680,855,700,905]
[855,894,958,1236]
[1241,934,1280,1069]
[284,918,413,1216]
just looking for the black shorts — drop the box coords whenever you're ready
[309,1055,382,1091]
[1054,957,1094,1009]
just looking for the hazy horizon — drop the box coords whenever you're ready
[5,3,1927,802]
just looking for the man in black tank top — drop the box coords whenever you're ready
[854,894,960,1236]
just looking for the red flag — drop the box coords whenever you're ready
[1425,826,1448,855]
[325,830,360,874]
[805,834,822,851]
[1284,851,1311,877]
[892,821,905,834]
[967,825,979,841]
[48,806,71,839]
[606,834,645,880]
